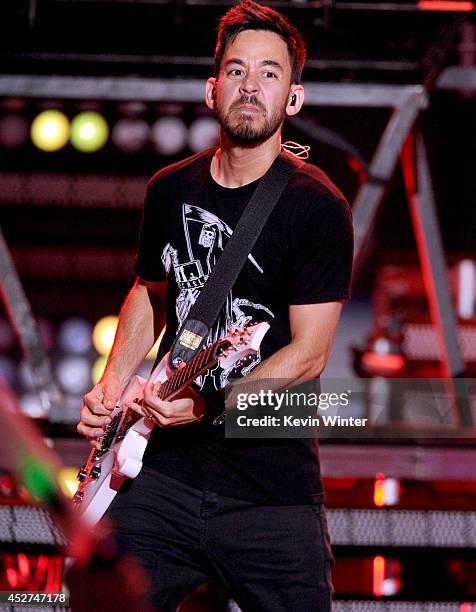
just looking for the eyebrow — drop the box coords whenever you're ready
[224,58,284,72]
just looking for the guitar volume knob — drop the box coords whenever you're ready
[77,467,88,482]
[90,465,101,480]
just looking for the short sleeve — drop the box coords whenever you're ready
[288,196,353,304]
[133,183,168,282]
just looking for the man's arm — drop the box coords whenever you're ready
[224,301,343,405]
[249,301,342,380]
[77,278,167,446]
[101,278,167,388]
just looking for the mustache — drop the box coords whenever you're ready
[230,95,267,114]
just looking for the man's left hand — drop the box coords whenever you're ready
[128,382,206,427]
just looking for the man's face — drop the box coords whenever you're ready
[215,30,293,147]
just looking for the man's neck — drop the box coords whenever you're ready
[211,133,282,188]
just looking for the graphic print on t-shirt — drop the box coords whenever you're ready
[161,203,274,391]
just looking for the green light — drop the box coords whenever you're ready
[70,111,109,152]
[20,455,56,501]
[30,110,70,152]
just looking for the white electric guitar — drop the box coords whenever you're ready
[73,322,269,525]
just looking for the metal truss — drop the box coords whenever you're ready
[0,74,425,106]
[0,227,63,415]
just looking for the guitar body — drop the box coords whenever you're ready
[75,359,168,525]
[73,322,269,525]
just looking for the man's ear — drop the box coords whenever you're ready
[206,78,217,111]
[286,84,304,116]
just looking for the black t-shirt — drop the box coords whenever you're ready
[134,147,353,504]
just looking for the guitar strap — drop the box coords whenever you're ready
[168,151,305,370]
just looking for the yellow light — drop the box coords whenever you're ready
[30,110,70,152]
[70,111,109,152]
[58,467,79,498]
[372,555,386,597]
[146,327,166,360]
[92,315,118,356]
[92,355,108,384]
[374,472,386,507]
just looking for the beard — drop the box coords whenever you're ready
[218,94,287,147]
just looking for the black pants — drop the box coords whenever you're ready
[106,466,334,612]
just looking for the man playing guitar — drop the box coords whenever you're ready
[77,1,353,610]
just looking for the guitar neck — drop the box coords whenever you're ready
[158,342,219,400]
[116,341,222,435]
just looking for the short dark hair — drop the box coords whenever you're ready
[213,0,307,84]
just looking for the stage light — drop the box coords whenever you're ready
[20,393,48,418]
[374,473,386,507]
[152,116,187,156]
[372,556,402,597]
[91,355,107,384]
[30,110,70,152]
[146,327,166,360]
[92,315,118,356]
[360,326,406,376]
[374,473,400,507]
[58,318,93,354]
[0,472,15,497]
[56,356,91,394]
[58,467,79,498]
[112,117,150,153]
[372,555,385,596]
[457,259,475,320]
[70,111,109,153]
[418,1,475,10]
[0,114,29,149]
[188,117,219,153]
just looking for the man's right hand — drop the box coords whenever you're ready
[77,378,122,448]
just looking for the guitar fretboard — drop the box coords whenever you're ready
[158,342,217,400]
[114,340,224,440]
